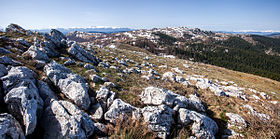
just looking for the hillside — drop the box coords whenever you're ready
[66,27,280,81]
[0,24,279,139]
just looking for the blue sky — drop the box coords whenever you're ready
[0,0,279,31]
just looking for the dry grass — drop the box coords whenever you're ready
[243,103,280,138]
[108,117,156,139]
[92,44,280,138]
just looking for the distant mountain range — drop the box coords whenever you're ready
[218,31,280,36]
[33,27,133,34]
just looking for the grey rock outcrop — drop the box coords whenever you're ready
[1,66,44,135]
[0,47,12,55]
[178,108,218,139]
[16,38,31,47]
[141,105,175,138]
[140,87,205,112]
[23,45,50,62]
[5,24,25,33]
[0,56,21,66]
[41,99,96,139]
[0,113,25,139]
[68,42,99,65]
[104,99,137,124]
[44,61,91,110]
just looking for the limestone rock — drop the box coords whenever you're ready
[1,66,44,135]
[42,99,96,139]
[5,24,25,33]
[140,86,177,107]
[178,108,218,139]
[226,113,247,129]
[64,59,76,66]
[44,61,91,110]
[162,72,176,82]
[0,56,21,66]
[0,47,11,55]
[0,113,25,139]
[23,45,50,62]
[141,105,174,138]
[104,99,137,124]
[68,42,99,65]
[89,102,103,121]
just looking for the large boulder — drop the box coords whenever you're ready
[22,45,50,62]
[1,66,44,135]
[178,108,218,139]
[50,29,66,43]
[42,29,66,48]
[140,87,177,107]
[40,41,60,57]
[41,99,96,139]
[68,42,99,65]
[44,61,91,110]
[140,87,205,112]
[0,113,25,139]
[104,99,137,124]
[141,105,175,138]
[173,94,206,112]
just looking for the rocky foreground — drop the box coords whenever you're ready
[0,24,279,139]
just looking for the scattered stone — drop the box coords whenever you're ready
[37,80,56,105]
[162,72,176,82]
[226,113,247,129]
[64,59,76,66]
[260,92,270,99]
[84,63,96,70]
[172,67,184,74]
[140,87,177,107]
[90,74,102,83]
[243,105,270,120]
[94,122,108,136]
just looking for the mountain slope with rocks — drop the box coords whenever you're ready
[0,24,279,139]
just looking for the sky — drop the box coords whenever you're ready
[0,0,279,31]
